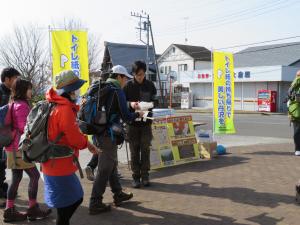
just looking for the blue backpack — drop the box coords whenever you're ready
[78,81,116,135]
[0,103,14,148]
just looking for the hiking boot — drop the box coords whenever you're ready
[3,206,27,223]
[85,166,95,181]
[113,191,133,206]
[89,200,111,215]
[27,204,52,221]
[142,177,151,187]
[132,179,141,188]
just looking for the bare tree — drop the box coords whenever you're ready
[53,19,102,73]
[0,24,51,94]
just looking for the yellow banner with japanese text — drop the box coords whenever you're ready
[213,51,236,134]
[51,30,89,95]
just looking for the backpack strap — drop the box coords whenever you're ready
[50,132,65,144]
[73,156,84,179]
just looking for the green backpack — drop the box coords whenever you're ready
[288,77,300,121]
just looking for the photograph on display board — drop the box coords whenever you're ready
[178,145,196,159]
[159,146,175,166]
[150,148,161,169]
[152,124,171,147]
[167,115,195,139]
[171,137,199,162]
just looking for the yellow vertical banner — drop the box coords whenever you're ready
[213,51,236,134]
[51,30,89,95]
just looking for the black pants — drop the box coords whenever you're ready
[56,198,83,225]
[293,121,300,151]
[90,136,122,206]
[127,125,152,180]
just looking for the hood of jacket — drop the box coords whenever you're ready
[46,88,79,111]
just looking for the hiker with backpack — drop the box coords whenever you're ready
[3,78,51,223]
[287,70,300,156]
[0,68,20,202]
[42,70,99,225]
[86,65,143,215]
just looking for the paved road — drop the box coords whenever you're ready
[179,113,292,139]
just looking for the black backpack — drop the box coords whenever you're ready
[0,85,10,107]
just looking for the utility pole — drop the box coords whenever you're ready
[131,11,150,79]
[183,17,189,44]
[131,11,164,105]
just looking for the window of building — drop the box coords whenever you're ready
[238,71,243,78]
[172,47,176,53]
[245,71,251,78]
[178,64,188,71]
[165,66,168,74]
[169,66,171,73]
[151,73,157,82]
[160,67,164,74]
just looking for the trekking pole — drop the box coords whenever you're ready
[125,141,130,170]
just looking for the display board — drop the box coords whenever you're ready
[151,115,200,169]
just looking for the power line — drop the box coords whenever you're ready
[159,40,300,62]
[100,35,300,63]
[158,0,284,34]
[156,0,298,37]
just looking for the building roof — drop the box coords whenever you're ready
[173,44,211,61]
[234,42,300,67]
[102,42,157,73]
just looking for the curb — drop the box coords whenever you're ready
[175,109,286,115]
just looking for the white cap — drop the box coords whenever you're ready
[111,65,133,79]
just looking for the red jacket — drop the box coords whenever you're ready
[42,88,88,176]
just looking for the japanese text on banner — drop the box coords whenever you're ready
[51,30,89,95]
[213,51,236,134]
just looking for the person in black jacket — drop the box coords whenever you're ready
[89,65,143,215]
[0,68,20,203]
[123,61,157,188]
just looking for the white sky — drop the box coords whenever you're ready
[0,0,299,54]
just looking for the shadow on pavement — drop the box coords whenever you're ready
[137,181,295,208]
[246,213,284,225]
[150,155,250,180]
[71,201,249,225]
[245,151,293,156]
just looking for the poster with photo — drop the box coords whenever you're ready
[150,147,162,169]
[167,116,195,139]
[159,146,175,166]
[152,124,172,147]
[171,137,199,162]
[151,115,200,169]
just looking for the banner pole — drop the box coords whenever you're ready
[211,48,215,139]
[48,25,53,81]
